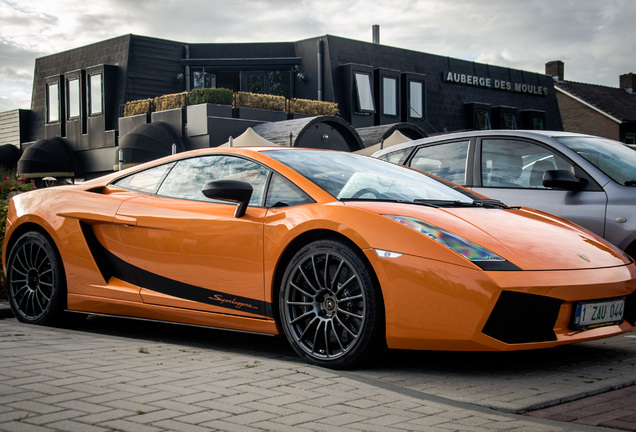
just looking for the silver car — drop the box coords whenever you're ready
[373,130,636,258]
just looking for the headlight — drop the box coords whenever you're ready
[384,215,520,271]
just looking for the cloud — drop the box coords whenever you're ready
[0,39,44,111]
[0,0,634,111]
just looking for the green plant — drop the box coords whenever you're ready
[0,170,35,300]
[188,88,234,106]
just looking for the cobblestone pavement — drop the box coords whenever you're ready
[0,305,634,431]
[527,385,636,431]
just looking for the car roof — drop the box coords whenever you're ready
[372,129,596,157]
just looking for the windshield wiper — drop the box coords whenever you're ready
[341,197,405,203]
[413,198,514,209]
[342,197,515,209]
[625,179,636,186]
[473,199,514,209]
[413,199,476,208]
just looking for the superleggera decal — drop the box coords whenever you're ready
[209,294,259,311]
[80,222,271,317]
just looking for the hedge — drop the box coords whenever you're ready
[189,88,234,106]
[0,171,35,300]
[288,98,339,116]
[122,89,340,117]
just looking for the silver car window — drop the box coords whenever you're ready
[557,136,636,186]
[410,140,469,185]
[481,139,573,188]
[376,147,411,164]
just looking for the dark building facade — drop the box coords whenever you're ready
[2,33,563,181]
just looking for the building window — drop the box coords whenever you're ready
[67,78,81,119]
[47,83,59,123]
[245,71,291,97]
[502,112,517,129]
[466,103,492,130]
[492,107,518,130]
[532,117,545,130]
[267,71,290,97]
[409,81,424,118]
[520,110,545,130]
[476,109,491,130]
[626,133,636,145]
[247,73,265,93]
[193,70,217,89]
[193,69,240,92]
[382,77,397,116]
[89,73,103,115]
[193,68,291,97]
[354,72,375,113]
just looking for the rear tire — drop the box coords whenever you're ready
[6,231,67,325]
[279,239,383,369]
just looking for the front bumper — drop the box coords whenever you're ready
[366,251,636,351]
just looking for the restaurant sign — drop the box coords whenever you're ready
[443,71,549,96]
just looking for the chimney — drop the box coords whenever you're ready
[372,25,380,44]
[546,60,564,81]
[620,73,635,93]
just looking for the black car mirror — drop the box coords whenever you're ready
[542,170,583,191]
[202,179,253,218]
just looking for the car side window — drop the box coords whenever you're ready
[265,174,314,208]
[481,139,574,188]
[376,147,411,164]
[112,162,176,194]
[409,140,469,185]
[157,155,270,206]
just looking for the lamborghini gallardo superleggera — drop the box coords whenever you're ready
[3,147,636,368]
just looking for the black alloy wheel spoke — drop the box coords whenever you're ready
[284,250,366,360]
[10,240,53,320]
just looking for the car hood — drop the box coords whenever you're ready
[344,202,631,271]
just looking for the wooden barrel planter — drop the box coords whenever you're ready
[251,116,363,152]
[356,122,426,149]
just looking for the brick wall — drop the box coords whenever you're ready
[556,92,619,140]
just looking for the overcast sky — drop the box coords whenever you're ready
[1,0,634,112]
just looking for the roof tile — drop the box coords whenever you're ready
[555,80,636,122]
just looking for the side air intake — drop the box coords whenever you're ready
[482,291,562,344]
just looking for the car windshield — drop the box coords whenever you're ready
[556,136,636,186]
[265,149,480,205]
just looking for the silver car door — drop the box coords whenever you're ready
[472,138,608,239]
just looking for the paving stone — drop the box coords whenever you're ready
[0,310,634,432]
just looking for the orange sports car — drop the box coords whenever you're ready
[3,147,636,368]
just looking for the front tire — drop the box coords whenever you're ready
[6,231,66,325]
[279,239,383,369]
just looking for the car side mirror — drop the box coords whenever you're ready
[202,179,253,218]
[542,170,583,191]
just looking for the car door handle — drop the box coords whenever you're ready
[113,214,138,226]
